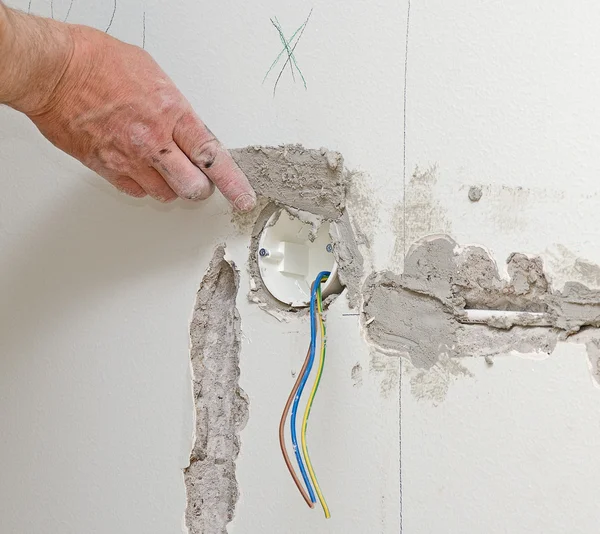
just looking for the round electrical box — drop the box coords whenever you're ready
[257,209,342,307]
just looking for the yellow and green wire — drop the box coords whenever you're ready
[300,281,331,518]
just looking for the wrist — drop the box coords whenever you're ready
[0,6,74,114]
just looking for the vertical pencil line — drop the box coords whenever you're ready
[402,0,411,263]
[401,5,411,531]
[142,11,146,49]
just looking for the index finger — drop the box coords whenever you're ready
[173,112,256,212]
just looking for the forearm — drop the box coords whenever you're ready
[0,3,73,113]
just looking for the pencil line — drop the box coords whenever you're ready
[105,0,117,33]
[274,18,308,89]
[262,24,303,85]
[142,11,146,49]
[398,356,403,533]
[63,0,74,22]
[271,17,296,83]
[400,4,411,529]
[273,8,312,96]
[402,0,411,264]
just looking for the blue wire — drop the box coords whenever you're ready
[290,271,331,505]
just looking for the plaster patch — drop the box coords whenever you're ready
[392,165,452,267]
[363,269,457,369]
[231,145,347,219]
[585,337,600,387]
[362,235,600,395]
[404,355,473,406]
[351,363,363,387]
[485,185,535,232]
[547,283,600,333]
[544,244,600,291]
[468,186,483,202]
[330,212,365,308]
[230,196,271,234]
[572,331,600,388]
[454,249,549,312]
[233,145,364,313]
[345,170,379,254]
[370,350,401,398]
[185,246,249,534]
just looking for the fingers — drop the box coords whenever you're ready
[173,112,256,212]
[105,174,147,198]
[133,167,178,202]
[150,141,215,201]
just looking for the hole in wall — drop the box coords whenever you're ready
[249,205,344,310]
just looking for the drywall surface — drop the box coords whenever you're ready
[2,0,600,534]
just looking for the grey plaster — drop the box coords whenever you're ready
[547,283,600,333]
[363,269,458,369]
[361,235,597,370]
[236,145,364,313]
[392,165,452,266]
[189,145,600,525]
[330,212,365,308]
[232,145,347,220]
[468,186,483,202]
[186,246,249,534]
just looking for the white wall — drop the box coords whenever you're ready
[2,0,600,533]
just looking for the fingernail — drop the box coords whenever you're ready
[234,193,257,212]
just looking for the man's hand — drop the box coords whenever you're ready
[0,6,256,209]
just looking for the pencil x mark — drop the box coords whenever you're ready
[264,9,313,96]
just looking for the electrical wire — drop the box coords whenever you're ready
[278,342,316,509]
[301,281,331,518]
[290,271,330,506]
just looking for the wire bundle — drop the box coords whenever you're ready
[279,271,331,518]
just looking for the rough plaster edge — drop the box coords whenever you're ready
[184,245,249,534]
[246,201,365,318]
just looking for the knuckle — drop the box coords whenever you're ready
[191,139,220,170]
[129,122,153,148]
[150,145,174,167]
[157,92,181,114]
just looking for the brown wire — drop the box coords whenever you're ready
[279,345,315,509]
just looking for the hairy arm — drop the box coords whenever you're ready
[0,5,73,111]
[0,4,256,209]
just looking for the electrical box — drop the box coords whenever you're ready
[257,209,342,307]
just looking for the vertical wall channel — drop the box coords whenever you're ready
[185,246,249,534]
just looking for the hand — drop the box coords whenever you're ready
[2,10,256,209]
